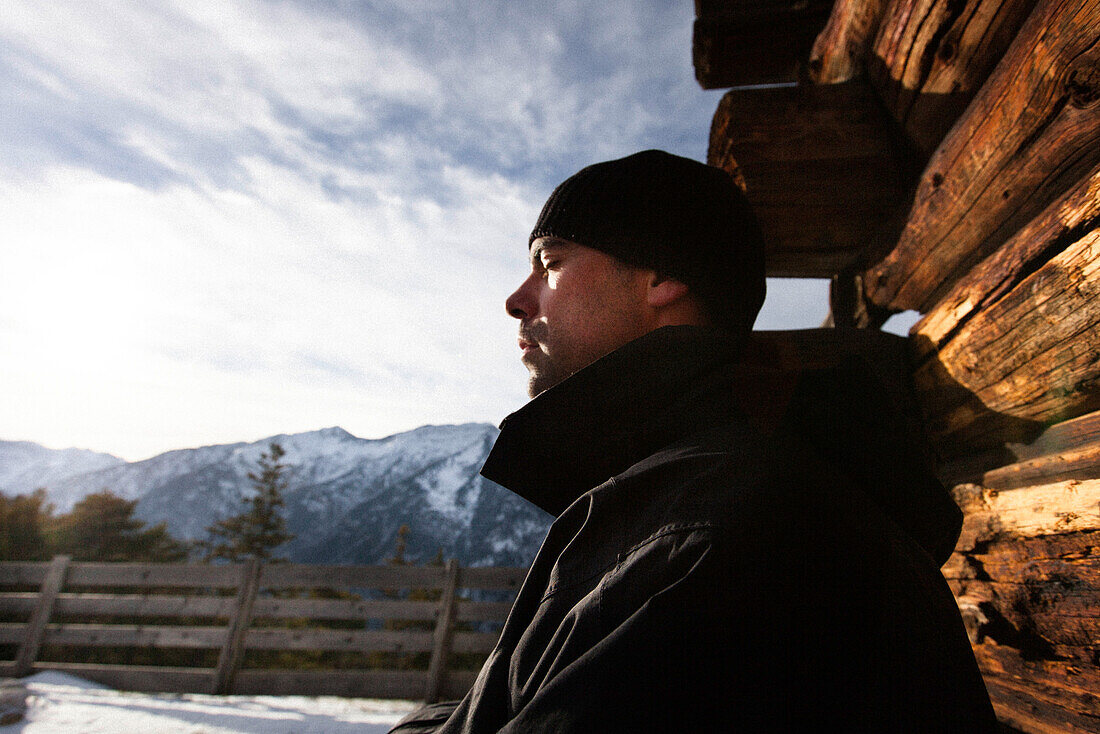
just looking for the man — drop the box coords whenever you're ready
[391,150,997,732]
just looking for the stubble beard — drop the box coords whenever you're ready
[519,323,574,398]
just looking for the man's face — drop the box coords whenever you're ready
[505,237,653,397]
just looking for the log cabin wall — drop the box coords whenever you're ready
[695,0,1100,731]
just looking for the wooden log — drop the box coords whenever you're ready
[949,531,1100,655]
[456,566,528,591]
[1009,409,1100,464]
[948,479,1100,543]
[426,559,460,703]
[973,643,1100,732]
[455,600,513,623]
[809,0,891,84]
[37,624,227,649]
[982,442,1100,490]
[211,558,260,695]
[66,562,242,589]
[865,0,1100,312]
[29,662,215,694]
[868,0,1039,155]
[14,555,68,677]
[0,626,27,645]
[912,228,1100,454]
[914,163,1100,352]
[693,0,835,88]
[0,679,27,726]
[0,564,48,588]
[47,593,238,620]
[260,563,446,590]
[243,627,435,653]
[251,596,441,622]
[708,80,917,277]
[934,408,1100,487]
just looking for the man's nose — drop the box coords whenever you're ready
[506,275,537,320]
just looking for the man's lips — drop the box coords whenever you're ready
[518,338,538,354]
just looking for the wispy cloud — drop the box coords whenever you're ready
[0,0,827,460]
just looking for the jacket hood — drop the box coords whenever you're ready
[482,326,962,566]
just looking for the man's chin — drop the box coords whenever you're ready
[526,369,566,398]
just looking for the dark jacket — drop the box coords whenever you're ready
[392,326,997,733]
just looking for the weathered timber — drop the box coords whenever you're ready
[865,0,1100,312]
[33,623,227,649]
[260,562,446,590]
[51,593,235,619]
[0,679,27,726]
[243,627,435,653]
[693,0,835,88]
[708,80,917,277]
[426,559,460,704]
[809,0,891,83]
[0,564,48,588]
[211,558,260,695]
[13,555,68,677]
[948,530,1100,655]
[457,565,527,590]
[975,643,1100,733]
[912,229,1100,454]
[869,0,1039,155]
[455,600,512,623]
[829,267,896,328]
[983,442,1100,490]
[949,479,1100,544]
[251,596,440,622]
[915,163,1100,351]
[0,559,524,701]
[1011,409,1100,461]
[66,562,242,589]
[946,530,1100,728]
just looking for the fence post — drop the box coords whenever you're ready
[14,555,70,678]
[425,558,461,703]
[212,558,262,695]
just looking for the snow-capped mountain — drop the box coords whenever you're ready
[0,426,553,567]
[0,441,124,500]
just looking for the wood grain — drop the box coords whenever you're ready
[708,80,916,277]
[810,0,891,83]
[869,0,1039,154]
[865,0,1100,312]
[912,228,1100,453]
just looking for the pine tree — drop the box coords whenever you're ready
[51,489,187,562]
[203,442,295,562]
[0,489,52,561]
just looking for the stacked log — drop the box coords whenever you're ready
[864,0,1100,313]
[708,81,916,276]
[693,0,835,88]
[695,0,1100,729]
[868,0,1038,155]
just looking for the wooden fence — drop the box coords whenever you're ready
[0,556,526,701]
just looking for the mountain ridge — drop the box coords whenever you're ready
[0,425,551,567]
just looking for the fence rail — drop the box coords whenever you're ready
[0,556,526,702]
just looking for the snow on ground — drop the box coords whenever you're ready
[3,672,421,733]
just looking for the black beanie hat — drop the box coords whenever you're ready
[529,149,766,337]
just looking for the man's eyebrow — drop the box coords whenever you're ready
[530,239,569,265]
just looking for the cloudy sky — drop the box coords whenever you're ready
[0,0,844,461]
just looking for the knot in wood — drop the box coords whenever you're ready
[1065,63,1100,110]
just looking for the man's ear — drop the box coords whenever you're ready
[645,273,690,308]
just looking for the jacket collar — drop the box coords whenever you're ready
[480,326,788,516]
